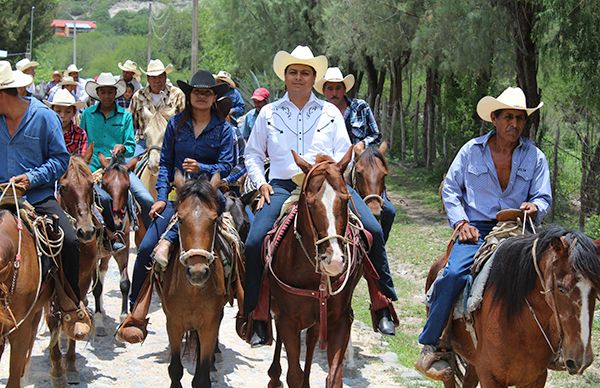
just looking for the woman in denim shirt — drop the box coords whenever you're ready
[119,70,234,343]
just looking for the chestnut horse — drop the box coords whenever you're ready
[350,141,389,219]
[266,148,364,388]
[158,171,227,388]
[425,225,600,387]
[49,147,99,385]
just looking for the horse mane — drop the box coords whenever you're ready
[488,224,600,320]
[68,156,93,179]
[176,178,219,212]
[104,155,128,174]
[314,154,335,164]
[356,146,388,171]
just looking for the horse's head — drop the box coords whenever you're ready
[351,142,389,219]
[174,170,221,287]
[58,145,96,242]
[144,123,166,175]
[539,232,600,375]
[99,153,138,231]
[292,146,353,277]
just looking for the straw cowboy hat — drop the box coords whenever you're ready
[118,60,141,77]
[177,70,229,97]
[0,61,33,89]
[214,70,236,88]
[85,72,126,100]
[141,59,174,76]
[272,45,328,82]
[59,76,78,87]
[314,67,355,95]
[15,58,39,72]
[44,88,86,109]
[476,86,543,122]
[66,64,83,74]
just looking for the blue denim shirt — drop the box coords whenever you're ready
[241,108,258,140]
[442,130,552,227]
[156,112,234,202]
[0,97,69,204]
[224,88,246,121]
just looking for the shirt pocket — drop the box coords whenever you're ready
[466,163,491,193]
[514,166,533,193]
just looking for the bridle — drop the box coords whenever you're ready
[349,156,385,209]
[178,219,217,267]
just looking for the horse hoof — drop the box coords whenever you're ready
[120,313,128,322]
[66,370,80,384]
[96,326,107,337]
[51,375,67,388]
[214,351,223,363]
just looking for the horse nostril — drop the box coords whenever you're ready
[77,228,85,238]
[566,359,577,371]
[185,267,192,278]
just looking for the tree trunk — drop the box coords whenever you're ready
[423,67,439,167]
[365,56,379,108]
[414,94,420,164]
[549,126,560,222]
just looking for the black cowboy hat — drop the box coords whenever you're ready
[177,70,230,97]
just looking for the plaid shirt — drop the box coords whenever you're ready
[343,96,381,146]
[129,84,185,141]
[116,96,132,109]
[63,122,88,155]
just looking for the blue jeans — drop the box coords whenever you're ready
[381,191,396,243]
[128,172,154,229]
[95,184,115,231]
[418,221,496,345]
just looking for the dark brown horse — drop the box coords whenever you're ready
[266,147,364,388]
[158,171,227,388]
[425,225,600,387]
[350,141,389,219]
[48,146,99,385]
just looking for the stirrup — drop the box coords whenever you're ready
[414,345,454,381]
[115,314,149,344]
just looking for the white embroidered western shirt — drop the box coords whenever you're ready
[245,92,351,188]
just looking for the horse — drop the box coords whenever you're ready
[265,147,364,388]
[0,184,90,388]
[158,171,228,388]
[425,225,600,387]
[92,154,139,332]
[48,146,99,385]
[350,141,389,219]
[136,119,168,201]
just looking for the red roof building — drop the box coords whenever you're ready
[51,20,97,37]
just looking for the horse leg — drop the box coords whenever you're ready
[46,308,66,386]
[301,326,319,388]
[268,330,283,388]
[115,250,131,320]
[166,321,185,388]
[193,320,220,388]
[516,371,547,388]
[7,314,40,388]
[65,339,80,384]
[279,324,304,388]
[326,317,352,388]
[462,364,479,388]
[93,257,108,336]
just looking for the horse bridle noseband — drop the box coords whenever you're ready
[178,217,217,267]
[349,159,385,208]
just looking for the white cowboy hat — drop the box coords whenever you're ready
[118,59,141,77]
[314,67,355,95]
[85,72,126,100]
[66,64,83,74]
[15,58,39,72]
[44,88,86,109]
[272,45,328,82]
[214,70,236,88]
[59,76,78,87]
[0,61,33,90]
[476,86,544,122]
[141,59,174,76]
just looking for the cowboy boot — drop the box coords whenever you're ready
[414,345,454,381]
[151,239,172,270]
[375,308,396,336]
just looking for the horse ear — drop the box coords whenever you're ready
[353,141,365,158]
[594,238,600,254]
[174,169,186,192]
[337,145,354,174]
[550,236,569,257]
[379,141,388,156]
[83,142,94,164]
[125,156,139,172]
[210,172,221,190]
[291,149,312,174]
[98,152,110,168]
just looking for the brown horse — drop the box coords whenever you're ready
[92,154,139,332]
[48,146,99,385]
[266,147,364,388]
[350,141,389,219]
[425,225,600,387]
[158,171,227,388]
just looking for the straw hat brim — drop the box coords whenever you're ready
[19,61,39,71]
[85,79,127,101]
[118,62,141,77]
[314,74,355,95]
[272,51,328,82]
[0,71,33,90]
[44,99,86,110]
[214,74,236,88]
[476,96,544,122]
[142,64,174,76]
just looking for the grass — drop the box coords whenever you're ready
[351,161,600,387]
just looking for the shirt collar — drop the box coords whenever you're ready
[279,91,322,111]
[91,103,125,115]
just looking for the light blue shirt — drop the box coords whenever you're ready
[241,108,258,140]
[0,97,69,204]
[442,130,552,227]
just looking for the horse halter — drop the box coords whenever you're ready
[178,217,217,267]
[349,160,384,208]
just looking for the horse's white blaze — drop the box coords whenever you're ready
[577,278,593,349]
[321,182,344,261]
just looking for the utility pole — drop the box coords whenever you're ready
[147,2,153,63]
[73,16,78,65]
[28,6,35,59]
[191,0,198,74]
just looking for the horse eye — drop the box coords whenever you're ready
[557,284,568,294]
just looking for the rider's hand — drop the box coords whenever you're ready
[520,202,538,220]
[149,201,167,219]
[256,183,274,211]
[111,144,126,157]
[182,158,200,174]
[458,223,480,243]
[10,174,30,191]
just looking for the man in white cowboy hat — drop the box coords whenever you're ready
[117,59,142,92]
[16,58,39,97]
[44,88,87,155]
[48,75,79,102]
[80,72,154,251]
[415,86,552,380]
[215,70,246,124]
[45,70,63,97]
[129,58,185,157]
[0,60,83,307]
[243,45,399,346]
[47,64,88,103]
